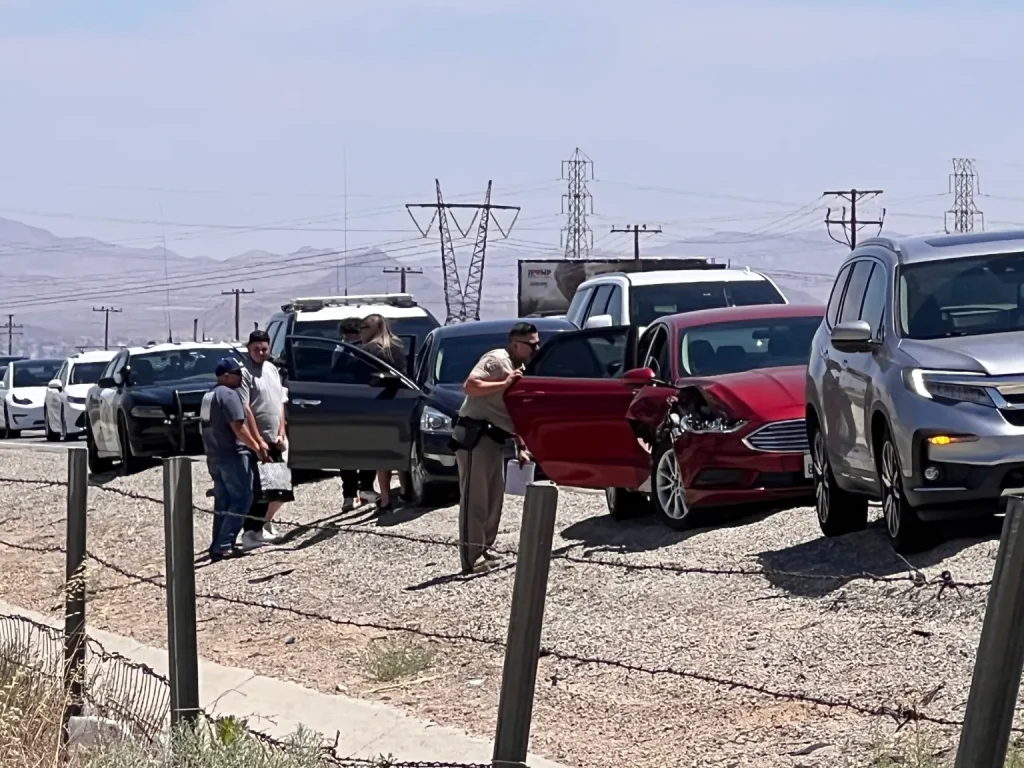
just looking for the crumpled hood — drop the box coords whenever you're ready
[686,365,806,422]
[898,332,1024,376]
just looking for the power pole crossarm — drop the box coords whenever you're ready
[823,189,884,250]
[92,306,122,351]
[611,224,662,261]
[382,266,424,293]
[0,314,23,356]
[221,289,254,342]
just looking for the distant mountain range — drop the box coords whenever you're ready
[0,215,874,355]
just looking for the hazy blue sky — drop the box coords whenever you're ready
[2,0,1024,262]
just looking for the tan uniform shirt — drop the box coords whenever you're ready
[457,348,519,436]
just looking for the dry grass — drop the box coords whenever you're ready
[851,726,1024,768]
[366,643,435,683]
[0,638,68,768]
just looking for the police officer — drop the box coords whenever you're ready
[452,322,539,574]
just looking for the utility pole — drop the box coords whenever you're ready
[824,189,885,250]
[192,318,199,342]
[611,224,662,261]
[383,266,424,293]
[561,148,594,259]
[946,158,984,234]
[91,306,122,351]
[0,314,23,355]
[406,180,520,324]
[220,288,254,341]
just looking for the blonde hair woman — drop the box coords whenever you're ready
[359,314,409,510]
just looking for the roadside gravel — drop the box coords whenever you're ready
[0,447,1009,768]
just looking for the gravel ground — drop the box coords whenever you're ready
[0,447,1013,768]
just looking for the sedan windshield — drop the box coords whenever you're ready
[899,252,1024,339]
[70,362,108,385]
[129,349,234,386]
[630,280,785,327]
[13,360,61,388]
[679,316,822,376]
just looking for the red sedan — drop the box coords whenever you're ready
[504,304,825,529]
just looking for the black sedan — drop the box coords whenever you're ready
[85,342,242,474]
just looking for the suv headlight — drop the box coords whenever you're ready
[420,405,452,433]
[131,405,166,419]
[903,369,994,406]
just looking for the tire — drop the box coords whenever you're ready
[3,405,20,439]
[605,487,650,521]
[877,427,929,554]
[117,413,144,475]
[812,423,868,537]
[409,440,447,507]
[86,423,114,474]
[44,408,60,442]
[650,439,698,530]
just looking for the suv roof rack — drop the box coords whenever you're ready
[282,293,418,312]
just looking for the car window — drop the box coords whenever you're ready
[606,286,623,324]
[528,328,629,379]
[629,279,786,327]
[13,360,61,387]
[826,265,853,327]
[566,287,593,326]
[415,333,434,384]
[270,317,290,359]
[128,348,234,386]
[56,362,68,386]
[102,354,125,382]
[587,285,613,318]
[265,320,283,352]
[70,361,109,385]
[838,261,872,324]
[858,263,887,335]
[680,315,822,376]
[643,327,671,380]
[289,338,384,384]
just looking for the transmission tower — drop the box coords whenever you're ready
[561,148,594,259]
[824,188,885,250]
[945,158,984,234]
[406,180,521,324]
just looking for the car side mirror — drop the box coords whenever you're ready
[584,314,613,330]
[621,367,656,387]
[98,377,115,389]
[47,379,62,391]
[370,371,403,388]
[831,320,877,351]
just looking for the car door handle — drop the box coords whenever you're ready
[292,399,320,407]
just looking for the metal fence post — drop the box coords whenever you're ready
[163,456,200,728]
[62,447,88,749]
[954,495,1024,768]
[493,482,558,768]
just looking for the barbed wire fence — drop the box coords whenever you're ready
[0,452,1021,766]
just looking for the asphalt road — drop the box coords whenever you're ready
[0,430,74,454]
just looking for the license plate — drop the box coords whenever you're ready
[803,452,813,479]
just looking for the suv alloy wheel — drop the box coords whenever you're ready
[877,426,928,553]
[811,423,867,536]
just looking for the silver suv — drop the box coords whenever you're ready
[806,230,1024,553]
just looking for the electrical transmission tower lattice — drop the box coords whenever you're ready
[406,180,521,325]
[824,188,885,250]
[561,148,594,259]
[946,158,984,234]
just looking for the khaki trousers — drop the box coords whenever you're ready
[457,437,505,572]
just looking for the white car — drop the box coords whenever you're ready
[43,350,117,442]
[0,358,64,438]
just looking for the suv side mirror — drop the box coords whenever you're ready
[47,379,62,391]
[584,314,613,330]
[621,367,656,387]
[98,377,116,389]
[831,320,877,351]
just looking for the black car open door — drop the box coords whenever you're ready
[284,336,422,471]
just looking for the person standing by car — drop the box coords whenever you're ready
[452,322,538,574]
[201,358,267,562]
[238,330,293,550]
[338,318,377,511]
[359,313,410,511]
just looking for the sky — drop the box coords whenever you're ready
[3,0,1024,264]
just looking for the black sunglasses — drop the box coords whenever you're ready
[516,339,541,350]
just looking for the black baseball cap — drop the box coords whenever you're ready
[215,357,243,377]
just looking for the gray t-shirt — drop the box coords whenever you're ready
[239,356,285,443]
[457,348,518,435]
[201,385,246,460]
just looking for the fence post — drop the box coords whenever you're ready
[493,482,558,768]
[62,446,88,749]
[163,456,200,728]
[953,495,1024,768]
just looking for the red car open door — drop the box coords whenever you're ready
[503,326,651,489]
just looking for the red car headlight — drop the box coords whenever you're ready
[670,389,748,435]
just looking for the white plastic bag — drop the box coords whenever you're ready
[504,460,536,496]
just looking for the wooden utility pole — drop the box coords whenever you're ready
[824,189,885,250]
[611,224,662,260]
[192,318,199,342]
[382,266,424,293]
[92,306,122,350]
[0,314,23,355]
[220,288,254,341]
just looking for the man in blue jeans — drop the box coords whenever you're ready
[201,357,268,561]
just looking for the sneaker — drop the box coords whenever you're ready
[358,490,380,504]
[461,559,498,575]
[342,497,355,512]
[240,530,265,551]
[482,550,502,562]
[261,523,283,543]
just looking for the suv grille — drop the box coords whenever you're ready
[744,419,808,453]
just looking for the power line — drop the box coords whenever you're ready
[0,314,22,355]
[561,148,594,259]
[91,306,122,351]
[946,158,984,234]
[610,224,663,260]
[220,289,255,341]
[382,266,423,293]
[823,189,885,250]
